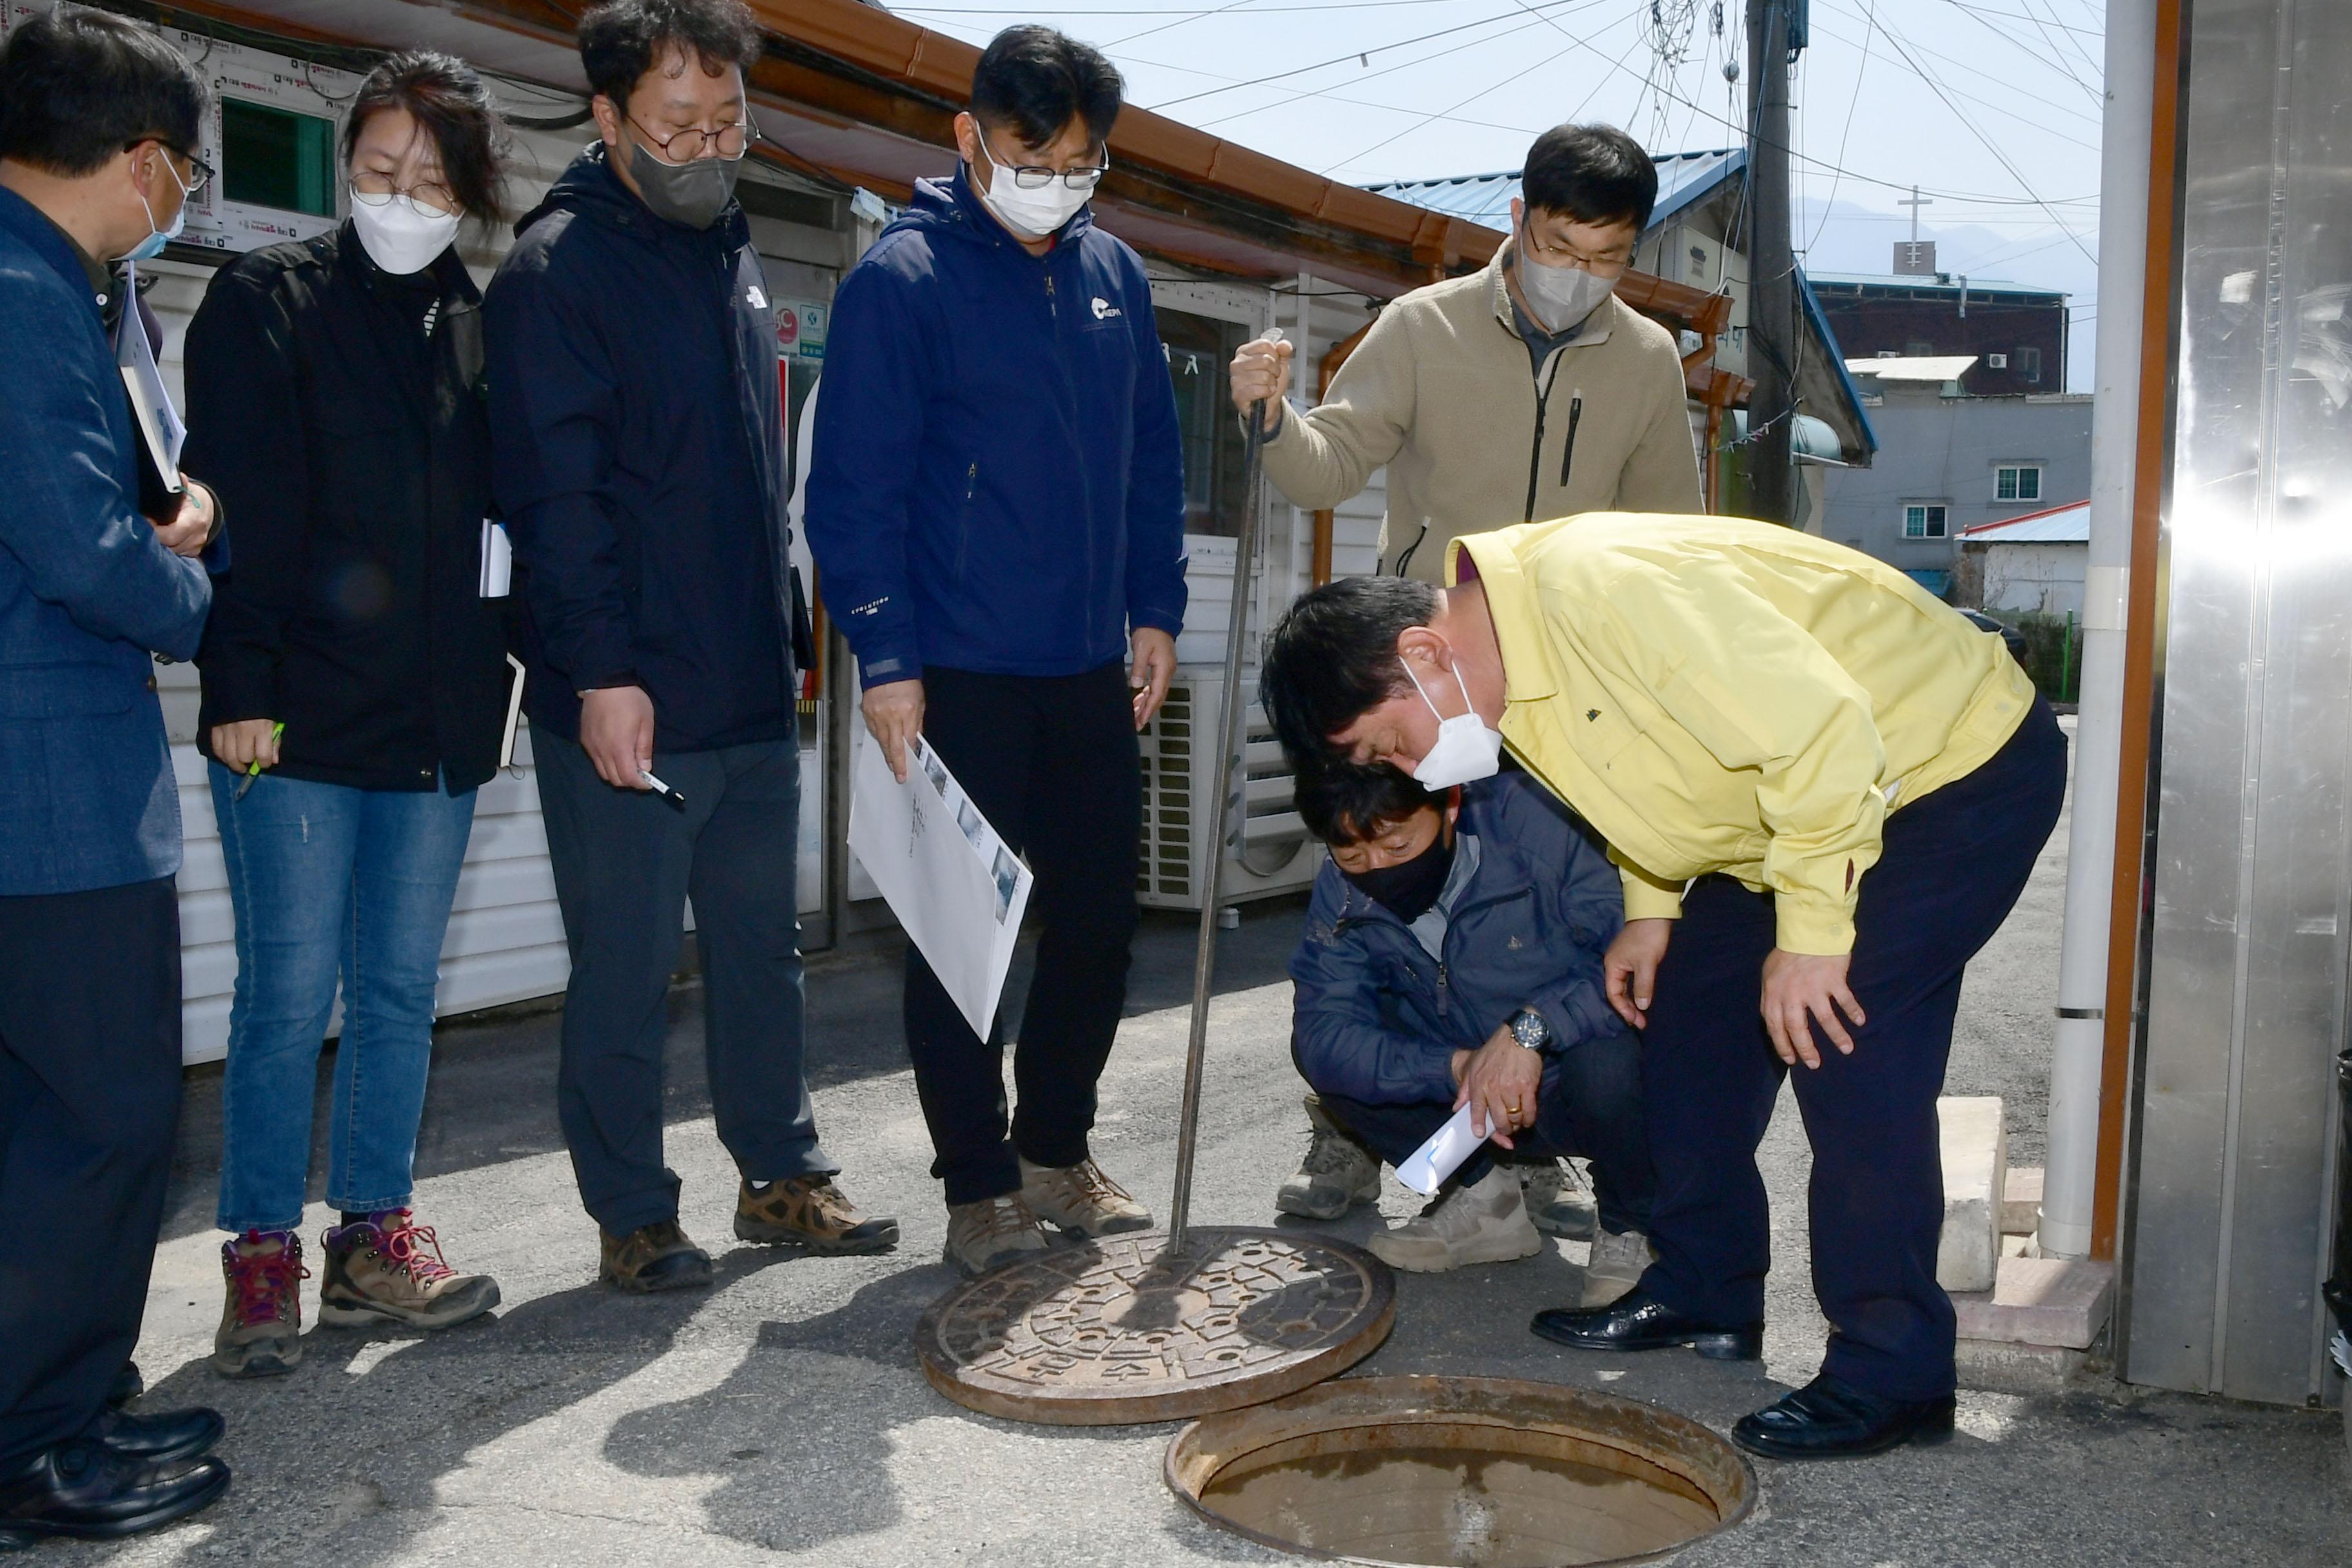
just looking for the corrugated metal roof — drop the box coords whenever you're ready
[1808,271,2066,299]
[1364,148,1745,231]
[1959,500,2090,542]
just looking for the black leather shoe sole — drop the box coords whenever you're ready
[1528,1310,1763,1361]
[0,1456,230,1545]
[1731,1397,1956,1461]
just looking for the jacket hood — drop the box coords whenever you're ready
[897,162,1098,253]
[514,141,749,249]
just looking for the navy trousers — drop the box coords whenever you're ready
[1316,1026,1656,1235]
[0,877,181,1468]
[1638,699,2065,1402]
[536,732,834,1237]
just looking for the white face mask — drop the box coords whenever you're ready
[972,138,1095,240]
[349,188,461,275]
[1401,658,1503,790]
[1516,231,1618,333]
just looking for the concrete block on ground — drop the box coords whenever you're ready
[1936,1095,2007,1293]
[2002,1165,2043,1235]
[1951,1256,2115,1350]
[1955,1336,2093,1396]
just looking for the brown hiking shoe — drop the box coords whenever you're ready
[1020,1155,1153,1237]
[598,1220,712,1293]
[734,1175,899,1254]
[212,1230,307,1379]
[943,1193,1051,1277]
[318,1210,500,1330]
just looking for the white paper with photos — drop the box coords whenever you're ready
[848,732,1034,1038]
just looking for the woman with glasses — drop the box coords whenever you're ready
[181,51,513,1379]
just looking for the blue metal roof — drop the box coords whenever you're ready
[1364,148,1746,234]
[1807,271,2067,299]
[1801,268,1879,456]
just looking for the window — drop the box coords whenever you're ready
[220,98,337,217]
[1905,339,1934,357]
[2018,345,2043,383]
[1903,504,1949,539]
[1159,307,1251,537]
[1996,465,2043,502]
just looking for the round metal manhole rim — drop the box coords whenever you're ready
[1163,1373,1761,1567]
[914,1226,1396,1426]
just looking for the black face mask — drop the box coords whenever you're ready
[1342,825,1455,922]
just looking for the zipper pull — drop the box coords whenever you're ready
[1558,390,1584,489]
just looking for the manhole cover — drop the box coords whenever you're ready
[1166,1375,1758,1567]
[914,1227,1395,1426]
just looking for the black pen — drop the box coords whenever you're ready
[638,769,687,812]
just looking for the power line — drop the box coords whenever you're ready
[1179,0,1625,131]
[1810,0,2102,136]
[1847,5,2097,264]
[1804,0,1873,251]
[1145,0,1605,111]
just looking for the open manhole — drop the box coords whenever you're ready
[1165,1375,1757,1567]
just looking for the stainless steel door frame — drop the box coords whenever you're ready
[2125,0,2352,1406]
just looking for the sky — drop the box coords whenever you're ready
[888,0,2106,391]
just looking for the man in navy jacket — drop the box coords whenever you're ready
[0,7,231,1545]
[807,26,1186,1275]
[487,0,894,1292]
[1286,764,1656,1302]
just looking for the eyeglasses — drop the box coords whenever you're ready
[981,135,1109,191]
[1522,234,1631,281]
[134,142,213,199]
[352,170,460,213]
[627,113,761,164]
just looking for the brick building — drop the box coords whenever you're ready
[1810,270,2070,398]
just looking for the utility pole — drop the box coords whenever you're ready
[1745,0,1796,524]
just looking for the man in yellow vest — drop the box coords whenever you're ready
[1257,513,2064,1462]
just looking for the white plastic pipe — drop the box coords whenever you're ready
[2039,0,2157,1260]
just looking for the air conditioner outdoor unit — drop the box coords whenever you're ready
[1137,670,1323,911]
[1987,353,2008,368]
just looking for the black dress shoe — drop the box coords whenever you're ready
[106,1363,142,1410]
[84,1406,225,1465]
[1529,1288,1763,1360]
[0,1438,230,1546]
[1730,1372,1956,1460]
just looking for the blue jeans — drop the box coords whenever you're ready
[210,764,476,1233]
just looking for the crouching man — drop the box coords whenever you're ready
[1285,762,1654,1301]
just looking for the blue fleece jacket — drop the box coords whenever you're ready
[1289,770,1630,1106]
[804,168,1186,687]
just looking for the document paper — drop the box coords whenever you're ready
[849,732,1034,1038]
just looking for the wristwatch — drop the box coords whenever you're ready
[1509,1006,1550,1052]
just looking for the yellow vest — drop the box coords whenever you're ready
[1449,514,2035,954]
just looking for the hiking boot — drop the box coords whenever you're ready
[1275,1095,1382,1220]
[212,1231,306,1379]
[734,1175,899,1255]
[318,1210,500,1330]
[597,1220,712,1294]
[1519,1157,1598,1241]
[943,1193,1051,1277]
[1019,1155,1153,1237]
[1366,1164,1543,1273]
[1582,1227,1658,1308]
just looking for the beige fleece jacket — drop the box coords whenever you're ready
[1262,246,1705,580]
